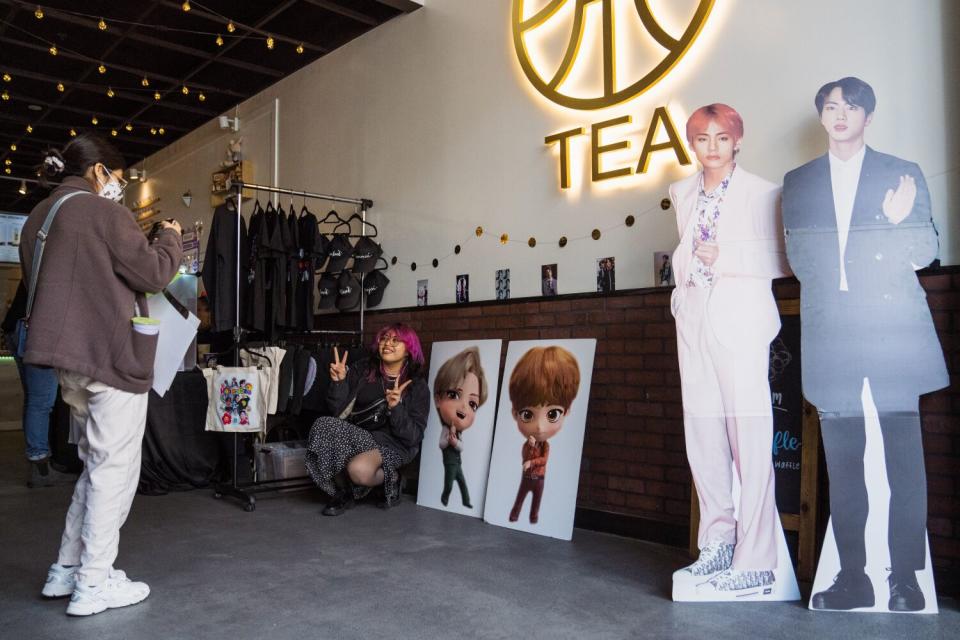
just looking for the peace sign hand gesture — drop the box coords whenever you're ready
[330,346,348,382]
[385,377,413,409]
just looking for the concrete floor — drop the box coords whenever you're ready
[0,431,956,640]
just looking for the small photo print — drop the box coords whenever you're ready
[417,279,429,307]
[654,251,674,287]
[495,269,511,301]
[456,274,470,304]
[596,257,616,293]
[541,264,558,297]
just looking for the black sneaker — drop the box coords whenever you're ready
[888,571,925,612]
[27,460,75,489]
[811,570,874,610]
[322,494,355,516]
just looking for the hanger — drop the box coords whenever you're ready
[341,212,378,238]
[318,209,347,226]
[240,347,273,369]
[373,256,389,271]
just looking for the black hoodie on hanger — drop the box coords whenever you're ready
[202,202,248,332]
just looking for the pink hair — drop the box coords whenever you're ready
[369,323,425,382]
[685,103,744,146]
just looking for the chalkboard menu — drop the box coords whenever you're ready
[770,314,803,514]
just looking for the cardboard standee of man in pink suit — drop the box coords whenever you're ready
[668,104,793,598]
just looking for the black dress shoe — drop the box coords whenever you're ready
[811,571,875,610]
[888,571,925,612]
[322,494,355,516]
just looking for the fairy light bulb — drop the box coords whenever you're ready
[141,77,150,87]
[4,168,10,175]
[35,7,43,19]
[1,90,9,101]
[98,18,107,31]
[182,1,191,11]
[215,34,224,47]
[56,82,64,92]
[154,91,161,101]
[49,45,58,56]
[181,85,189,95]
[2,73,11,82]
[25,124,33,133]
[106,87,115,98]
[198,92,206,102]
[150,128,157,135]
[91,116,98,125]
[125,123,132,132]
[98,64,107,74]
[227,21,236,33]
[4,159,10,166]
[296,43,304,54]
[110,129,118,137]
[9,143,16,151]
[266,36,274,50]
[69,129,77,137]
[158,127,165,135]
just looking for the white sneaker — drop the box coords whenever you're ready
[66,570,150,617]
[41,563,77,598]
[673,540,735,581]
[696,569,776,597]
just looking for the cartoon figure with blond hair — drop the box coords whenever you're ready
[435,347,488,509]
[507,346,580,524]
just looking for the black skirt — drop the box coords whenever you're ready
[305,416,403,501]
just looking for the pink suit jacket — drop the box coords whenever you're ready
[668,167,792,349]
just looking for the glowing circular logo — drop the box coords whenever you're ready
[512,0,715,110]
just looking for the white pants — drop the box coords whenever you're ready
[55,370,149,586]
[676,288,778,570]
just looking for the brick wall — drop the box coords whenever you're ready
[319,268,959,590]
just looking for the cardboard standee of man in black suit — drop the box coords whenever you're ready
[782,77,948,613]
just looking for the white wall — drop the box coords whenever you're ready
[127,0,958,310]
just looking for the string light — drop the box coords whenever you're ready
[198,92,206,102]
[49,45,58,56]
[125,123,133,132]
[181,85,189,95]
[2,73,10,82]
[106,87,115,98]
[98,18,107,30]
[215,34,224,46]
[1,90,8,101]
[4,159,11,166]
[266,36,275,50]
[25,124,33,133]
[182,1,191,11]
[110,129,118,136]
[91,116,98,125]
[150,128,157,135]
[56,82,65,92]
[296,43,304,54]
[154,91,161,100]
[69,128,77,137]
[4,168,10,175]
[9,143,16,151]
[227,21,236,33]
[34,7,43,19]
[98,64,107,74]
[141,77,150,87]
[158,127,165,135]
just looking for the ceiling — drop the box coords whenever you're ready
[0,0,420,212]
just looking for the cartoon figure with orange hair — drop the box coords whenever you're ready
[507,346,580,524]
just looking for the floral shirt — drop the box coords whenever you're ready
[687,168,734,288]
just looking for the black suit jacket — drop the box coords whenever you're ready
[782,147,948,411]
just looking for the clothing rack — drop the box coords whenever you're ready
[213,181,374,512]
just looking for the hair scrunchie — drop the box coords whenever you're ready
[42,152,65,175]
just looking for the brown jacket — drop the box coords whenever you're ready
[20,177,183,393]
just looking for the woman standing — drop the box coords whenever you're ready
[306,323,430,515]
[21,133,182,616]
[668,104,791,596]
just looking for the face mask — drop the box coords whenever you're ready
[96,165,126,203]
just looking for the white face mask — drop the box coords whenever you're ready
[96,165,126,203]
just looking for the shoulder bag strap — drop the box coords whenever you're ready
[24,190,86,322]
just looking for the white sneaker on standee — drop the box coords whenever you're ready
[42,563,77,598]
[672,540,735,582]
[66,569,150,617]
